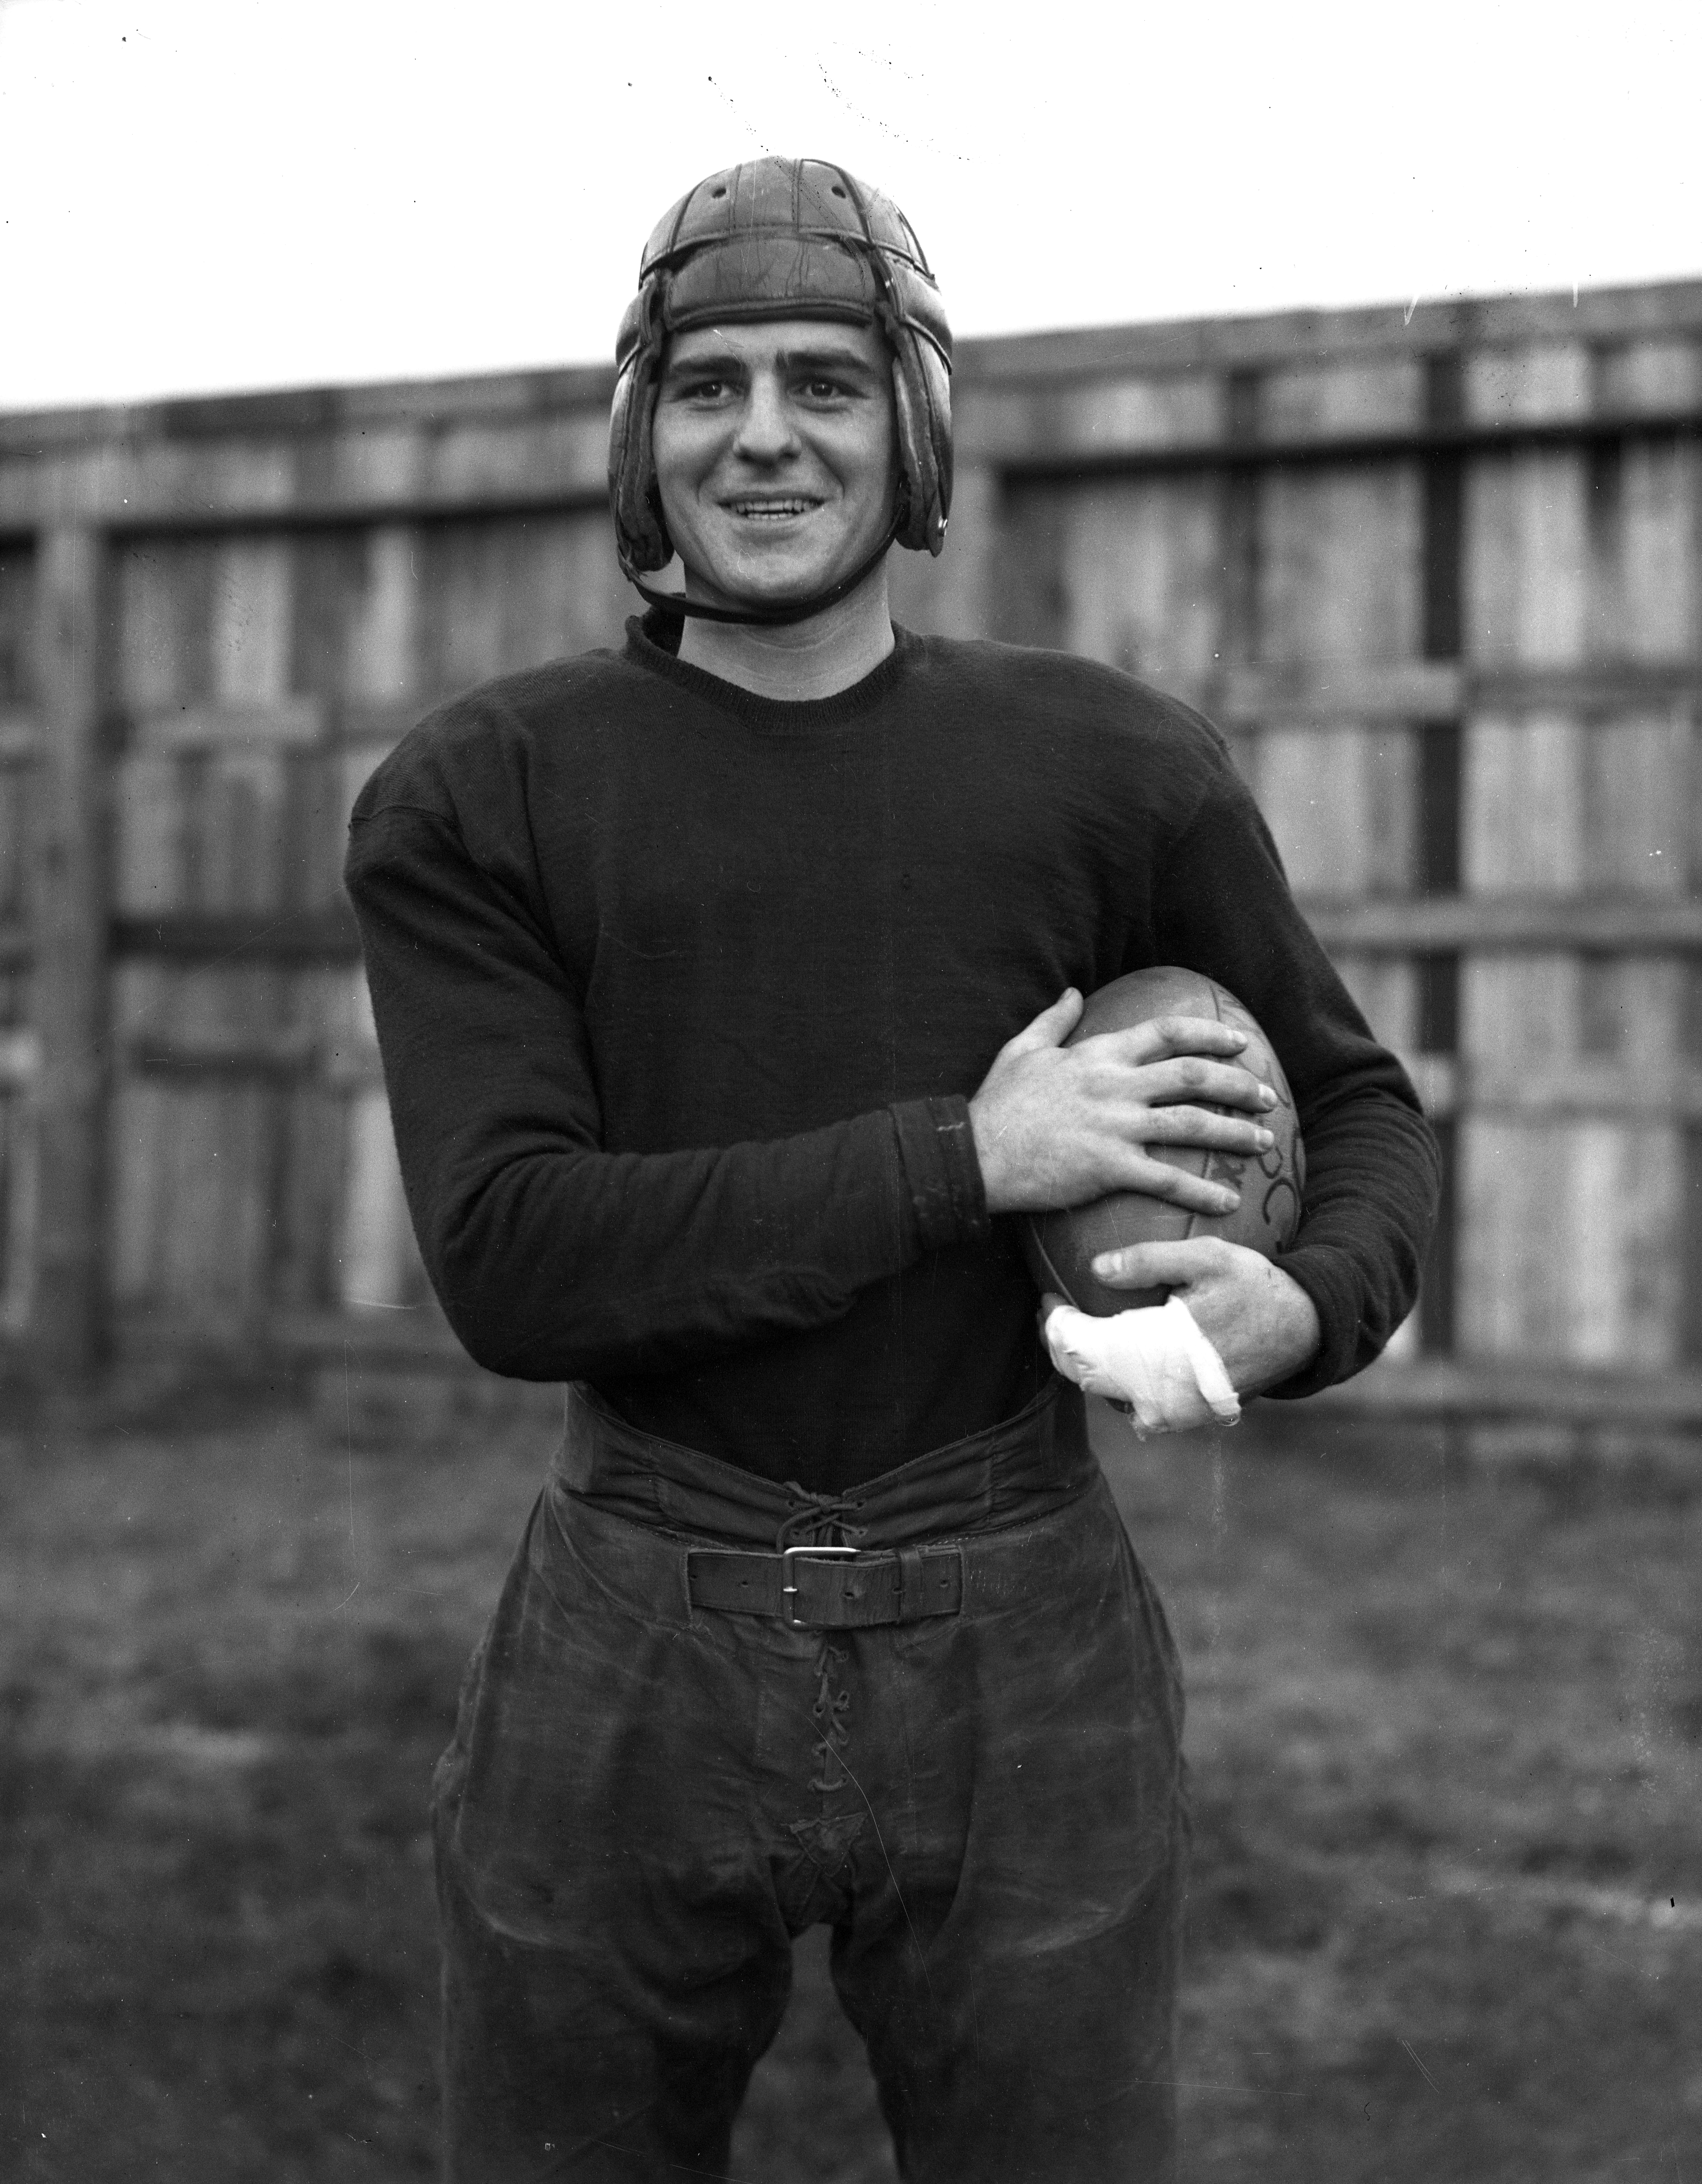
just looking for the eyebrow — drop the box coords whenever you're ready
[661,342,880,381]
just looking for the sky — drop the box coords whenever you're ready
[1,0,1699,412]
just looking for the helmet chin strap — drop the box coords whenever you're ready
[627,515,903,628]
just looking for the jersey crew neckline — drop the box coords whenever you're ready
[625,608,921,732]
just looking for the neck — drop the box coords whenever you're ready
[675,564,896,700]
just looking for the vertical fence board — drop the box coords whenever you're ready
[0,547,37,1323]
[1619,440,1699,657]
[337,971,422,1311]
[1248,465,1422,891]
[30,529,109,1377]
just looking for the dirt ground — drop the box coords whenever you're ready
[3,1380,1700,2182]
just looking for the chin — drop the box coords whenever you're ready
[704,557,843,609]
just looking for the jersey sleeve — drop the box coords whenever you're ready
[1152,753,1442,1396]
[343,804,987,1383]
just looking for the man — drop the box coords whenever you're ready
[346,159,1438,2182]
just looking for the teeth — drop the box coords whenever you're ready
[731,501,812,516]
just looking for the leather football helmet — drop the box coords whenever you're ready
[609,157,953,616]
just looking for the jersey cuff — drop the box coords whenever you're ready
[890,1096,990,1254]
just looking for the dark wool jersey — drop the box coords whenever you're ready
[345,612,1439,1491]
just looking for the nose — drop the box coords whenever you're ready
[732,368,800,463]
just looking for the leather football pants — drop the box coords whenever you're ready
[433,1383,1190,2182]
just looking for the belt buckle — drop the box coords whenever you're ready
[781,1543,859,1629]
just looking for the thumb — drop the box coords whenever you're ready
[1002,987,1084,1058]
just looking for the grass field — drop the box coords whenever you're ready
[3,1380,1700,2181]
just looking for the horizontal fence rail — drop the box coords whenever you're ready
[2,277,1700,1432]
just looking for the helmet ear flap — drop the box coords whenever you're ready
[609,282,673,577]
[886,321,953,557]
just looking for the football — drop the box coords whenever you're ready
[1021,966,1305,1316]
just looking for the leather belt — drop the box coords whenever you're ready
[686,1544,964,1629]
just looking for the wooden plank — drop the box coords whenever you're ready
[457,514,620,678]
[95,897,1702,975]
[1468,661,1701,707]
[1255,726,1422,896]
[1464,712,1584,889]
[342,526,419,704]
[112,752,183,919]
[1258,358,1424,439]
[1211,658,1457,722]
[1243,464,1422,892]
[1448,1059,1702,1120]
[1458,421,1693,1372]
[956,372,1222,467]
[1302,896,1702,951]
[0,710,42,761]
[339,1088,419,1311]
[274,1078,346,1310]
[1465,342,1593,426]
[1022,475,1223,685]
[887,461,1000,640]
[1466,452,1590,666]
[1257,464,1424,666]
[1576,400,1696,1368]
[1583,712,1689,892]
[0,761,28,921]
[1618,436,1700,661]
[127,697,324,750]
[114,535,215,712]
[337,970,423,1311]
[194,747,294,914]
[30,527,110,1378]
[106,965,169,1308]
[0,544,35,705]
[416,522,512,697]
[1458,439,1587,1369]
[111,907,361,961]
[424,414,613,504]
[1306,1352,1702,1425]
[514,512,641,665]
[951,281,1702,385]
[1594,339,1702,415]
[985,407,1702,483]
[1330,954,1421,1054]
[1685,1128,1702,1364]
[208,535,293,705]
[134,966,286,1328]
[1185,659,1702,724]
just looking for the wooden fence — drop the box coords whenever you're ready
[2,277,1700,1430]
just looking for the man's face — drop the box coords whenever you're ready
[651,318,897,610]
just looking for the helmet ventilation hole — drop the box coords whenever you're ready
[710,186,727,199]
[831,185,847,198]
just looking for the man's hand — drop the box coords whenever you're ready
[969,988,1280,1218]
[1087,1238,1322,1395]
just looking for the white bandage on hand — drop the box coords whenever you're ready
[1042,1295,1241,1439]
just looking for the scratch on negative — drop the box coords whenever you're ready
[1399,2038,1439,2092]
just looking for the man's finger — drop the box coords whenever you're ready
[1108,1156,1242,1215]
[1090,1238,1242,1289]
[999,987,1084,1057]
[1084,1017,1249,1068]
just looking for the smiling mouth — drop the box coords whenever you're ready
[725,498,821,519]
